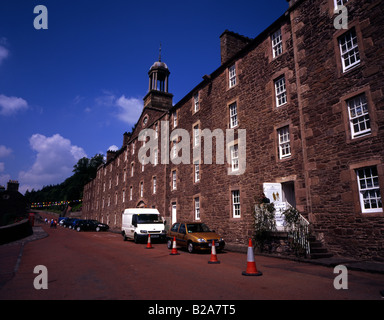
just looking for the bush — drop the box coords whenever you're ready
[253,202,276,251]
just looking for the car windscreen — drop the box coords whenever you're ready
[137,214,161,224]
[187,223,211,233]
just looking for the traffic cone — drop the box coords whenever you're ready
[242,238,262,276]
[146,234,153,249]
[169,236,180,255]
[208,240,220,264]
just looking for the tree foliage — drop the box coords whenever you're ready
[24,154,105,204]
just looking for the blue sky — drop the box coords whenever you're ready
[0,0,289,195]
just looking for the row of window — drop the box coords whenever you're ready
[194,166,382,217]
[93,161,382,215]
[193,190,241,220]
[99,92,373,188]
[275,89,373,162]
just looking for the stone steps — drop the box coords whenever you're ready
[309,236,333,259]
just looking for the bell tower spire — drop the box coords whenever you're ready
[143,46,173,110]
[148,47,170,93]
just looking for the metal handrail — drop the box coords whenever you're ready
[283,205,311,256]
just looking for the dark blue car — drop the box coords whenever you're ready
[73,219,109,232]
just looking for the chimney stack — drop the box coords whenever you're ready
[220,30,252,65]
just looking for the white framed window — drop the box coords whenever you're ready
[141,156,145,172]
[153,148,158,166]
[193,124,200,147]
[334,0,349,8]
[275,76,287,107]
[194,161,200,182]
[230,144,239,172]
[116,173,119,186]
[131,162,134,177]
[271,29,283,58]
[347,94,371,138]
[132,142,135,155]
[172,170,177,190]
[356,166,382,213]
[229,102,238,128]
[339,28,360,72]
[229,64,236,88]
[173,111,178,128]
[153,177,157,194]
[194,93,199,112]
[122,190,126,203]
[130,186,133,201]
[140,181,143,198]
[194,197,200,220]
[232,190,241,218]
[171,138,177,160]
[278,126,291,159]
[155,122,159,139]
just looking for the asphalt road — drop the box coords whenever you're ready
[0,223,383,302]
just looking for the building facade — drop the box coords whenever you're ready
[83,0,384,260]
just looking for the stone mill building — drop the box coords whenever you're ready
[82,0,384,260]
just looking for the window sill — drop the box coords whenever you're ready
[358,211,383,217]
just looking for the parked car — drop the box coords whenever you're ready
[58,217,68,226]
[167,222,225,253]
[62,218,77,228]
[73,219,109,232]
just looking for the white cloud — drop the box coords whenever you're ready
[0,145,12,158]
[0,45,9,65]
[115,95,143,124]
[108,145,119,151]
[96,93,143,124]
[18,134,87,193]
[0,172,11,188]
[0,94,28,116]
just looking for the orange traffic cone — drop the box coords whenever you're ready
[169,236,180,255]
[146,234,153,249]
[242,238,262,276]
[208,240,220,264]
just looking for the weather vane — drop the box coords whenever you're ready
[159,42,162,62]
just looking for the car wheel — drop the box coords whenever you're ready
[76,227,81,232]
[187,241,194,253]
[167,238,173,249]
[134,233,139,244]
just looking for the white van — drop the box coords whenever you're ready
[121,208,166,243]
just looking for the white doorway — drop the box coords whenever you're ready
[171,202,177,224]
[263,182,296,231]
